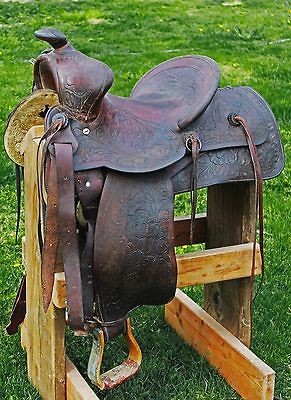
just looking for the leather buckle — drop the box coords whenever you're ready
[87,318,142,390]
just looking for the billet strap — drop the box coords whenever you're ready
[54,143,84,329]
[228,113,264,300]
[6,276,26,335]
[87,318,142,390]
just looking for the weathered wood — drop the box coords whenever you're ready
[174,214,207,246]
[66,357,99,400]
[165,289,275,400]
[19,124,44,155]
[53,272,67,309]
[205,182,256,347]
[177,243,261,287]
[20,317,27,350]
[23,130,66,400]
[22,236,26,268]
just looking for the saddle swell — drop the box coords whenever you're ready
[34,28,114,123]
[5,28,283,389]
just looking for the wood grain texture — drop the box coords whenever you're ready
[66,357,99,400]
[177,242,261,287]
[19,124,44,155]
[205,182,256,347]
[174,214,207,246]
[53,272,67,309]
[23,130,66,400]
[165,289,275,400]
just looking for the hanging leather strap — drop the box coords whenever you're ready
[229,113,264,299]
[6,276,26,335]
[54,142,84,329]
[185,134,201,244]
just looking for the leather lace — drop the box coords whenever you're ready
[231,114,264,302]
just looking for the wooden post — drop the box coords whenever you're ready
[22,127,66,400]
[204,182,256,347]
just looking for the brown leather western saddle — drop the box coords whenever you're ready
[6,28,284,389]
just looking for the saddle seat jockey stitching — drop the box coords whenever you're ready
[5,28,284,390]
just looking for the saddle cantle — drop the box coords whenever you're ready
[5,27,284,390]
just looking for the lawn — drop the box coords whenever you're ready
[0,1,290,399]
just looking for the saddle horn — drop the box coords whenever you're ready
[33,28,114,122]
[34,27,68,49]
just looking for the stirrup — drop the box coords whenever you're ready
[87,318,142,390]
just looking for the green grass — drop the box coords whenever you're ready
[0,0,290,399]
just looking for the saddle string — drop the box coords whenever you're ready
[187,134,201,244]
[231,114,264,302]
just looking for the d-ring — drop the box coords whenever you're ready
[185,135,202,152]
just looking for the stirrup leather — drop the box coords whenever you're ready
[87,318,142,390]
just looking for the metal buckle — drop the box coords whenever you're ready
[87,318,142,390]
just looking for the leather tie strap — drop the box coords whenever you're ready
[186,134,201,244]
[230,113,264,300]
[54,143,84,329]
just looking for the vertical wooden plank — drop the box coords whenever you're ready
[204,182,256,347]
[23,132,66,400]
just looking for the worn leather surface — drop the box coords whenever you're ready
[170,86,284,193]
[94,171,176,340]
[40,54,220,173]
[33,29,284,336]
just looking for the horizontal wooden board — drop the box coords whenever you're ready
[174,214,207,246]
[165,289,275,400]
[66,357,99,400]
[176,242,262,287]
